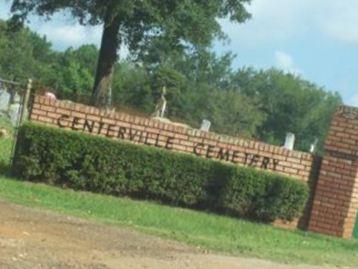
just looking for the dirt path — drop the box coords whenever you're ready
[0,200,340,269]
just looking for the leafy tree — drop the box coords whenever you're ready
[53,45,98,98]
[10,0,251,106]
[112,46,265,137]
[0,20,55,82]
[0,18,342,153]
[211,90,264,137]
[0,20,97,97]
[112,62,154,113]
[231,68,342,152]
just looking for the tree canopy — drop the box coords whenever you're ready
[10,0,252,106]
[0,19,342,153]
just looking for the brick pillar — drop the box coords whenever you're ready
[308,106,358,238]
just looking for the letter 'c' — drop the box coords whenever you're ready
[194,143,205,156]
[57,114,70,128]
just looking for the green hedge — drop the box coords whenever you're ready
[354,215,358,239]
[12,123,308,222]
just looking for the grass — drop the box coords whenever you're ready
[1,120,358,267]
[0,177,358,267]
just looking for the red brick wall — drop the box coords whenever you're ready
[29,96,358,238]
[28,95,321,230]
[309,106,358,238]
[30,95,316,182]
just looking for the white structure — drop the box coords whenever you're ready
[310,138,318,153]
[200,119,211,132]
[283,132,296,150]
[8,103,22,126]
[0,88,10,112]
[153,86,167,118]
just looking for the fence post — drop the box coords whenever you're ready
[19,79,32,125]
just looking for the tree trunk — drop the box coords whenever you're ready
[91,14,121,107]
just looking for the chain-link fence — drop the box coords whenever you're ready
[0,78,23,125]
[0,77,32,173]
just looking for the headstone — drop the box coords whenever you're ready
[283,132,295,150]
[200,119,211,132]
[106,87,112,107]
[13,92,21,103]
[8,103,21,126]
[153,87,167,118]
[0,88,10,112]
[310,138,318,153]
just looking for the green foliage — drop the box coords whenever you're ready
[231,68,342,152]
[0,18,342,152]
[220,168,308,221]
[0,20,54,82]
[13,123,308,223]
[10,0,251,51]
[54,45,97,98]
[115,50,265,137]
[0,20,96,95]
[0,116,14,173]
[112,62,155,113]
[0,177,357,266]
[10,0,252,104]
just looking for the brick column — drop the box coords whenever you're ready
[309,106,358,238]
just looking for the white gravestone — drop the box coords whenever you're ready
[200,119,211,132]
[9,103,22,126]
[310,138,318,153]
[13,92,21,103]
[283,132,296,150]
[7,92,22,125]
[153,87,167,118]
[0,88,10,112]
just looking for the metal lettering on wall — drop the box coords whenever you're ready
[57,115,280,170]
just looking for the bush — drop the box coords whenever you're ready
[0,116,14,173]
[13,123,308,222]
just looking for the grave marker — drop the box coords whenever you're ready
[0,88,10,113]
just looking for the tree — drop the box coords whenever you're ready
[0,18,341,153]
[112,45,265,137]
[0,19,55,82]
[231,68,342,152]
[10,0,251,106]
[54,45,98,98]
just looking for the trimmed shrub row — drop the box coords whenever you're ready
[13,123,308,222]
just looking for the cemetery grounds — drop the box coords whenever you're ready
[0,117,358,268]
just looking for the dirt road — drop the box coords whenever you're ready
[0,200,341,269]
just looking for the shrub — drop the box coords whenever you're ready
[0,116,14,173]
[13,123,308,222]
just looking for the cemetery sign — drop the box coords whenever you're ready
[30,95,315,183]
[57,114,281,170]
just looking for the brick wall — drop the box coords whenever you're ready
[29,95,320,230]
[28,96,358,238]
[30,95,316,182]
[309,106,358,238]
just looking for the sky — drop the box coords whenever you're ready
[0,0,357,106]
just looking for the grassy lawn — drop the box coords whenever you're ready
[0,177,358,267]
[1,119,358,267]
